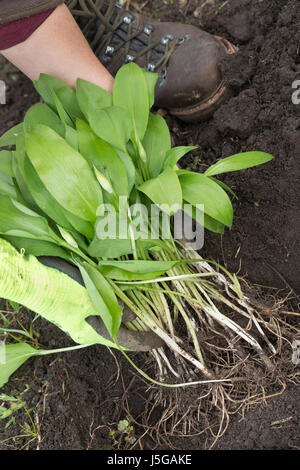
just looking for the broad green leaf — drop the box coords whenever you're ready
[25,124,103,222]
[90,203,162,257]
[76,78,113,119]
[63,212,94,240]
[12,159,36,208]
[13,141,40,211]
[52,90,74,128]
[0,173,17,199]
[17,148,72,229]
[115,149,136,193]
[24,103,65,137]
[89,209,134,258]
[2,235,70,259]
[17,144,93,240]
[0,343,38,388]
[204,151,274,177]
[142,70,158,109]
[183,201,225,234]
[113,62,149,142]
[88,236,160,259]
[208,177,238,200]
[77,119,128,196]
[163,146,197,170]
[179,172,233,228]
[0,194,60,242]
[88,237,135,258]
[98,260,179,281]
[0,123,23,147]
[0,238,115,348]
[203,213,225,234]
[64,125,78,150]
[78,263,122,338]
[138,168,182,215]
[0,150,13,176]
[89,106,133,153]
[33,74,83,119]
[142,113,171,178]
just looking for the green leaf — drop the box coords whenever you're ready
[88,235,159,259]
[24,103,65,137]
[2,235,71,259]
[0,123,23,147]
[13,138,40,211]
[182,201,225,234]
[62,211,94,240]
[17,148,71,227]
[33,74,83,120]
[25,124,103,222]
[142,113,171,178]
[0,173,17,199]
[179,172,233,228]
[77,119,128,196]
[17,143,93,239]
[0,150,13,176]
[88,237,135,258]
[0,237,115,348]
[113,62,149,142]
[204,151,274,177]
[78,263,122,339]
[208,177,238,200]
[138,168,182,215]
[88,106,133,153]
[0,394,20,402]
[52,89,74,127]
[115,150,136,194]
[89,207,132,258]
[64,125,78,150]
[0,343,38,388]
[163,146,197,170]
[98,260,179,281]
[0,194,60,242]
[76,78,113,119]
[142,69,158,109]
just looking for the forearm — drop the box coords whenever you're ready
[0,4,114,92]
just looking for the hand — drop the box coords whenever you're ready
[38,256,164,351]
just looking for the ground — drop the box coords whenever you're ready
[0,0,299,451]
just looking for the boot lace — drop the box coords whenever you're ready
[67,0,185,74]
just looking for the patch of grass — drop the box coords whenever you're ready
[0,392,26,428]
[0,386,39,450]
[215,0,233,15]
[0,404,38,450]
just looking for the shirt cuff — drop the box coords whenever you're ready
[0,8,55,50]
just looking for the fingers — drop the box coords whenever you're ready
[38,257,164,350]
[85,315,164,351]
[38,256,83,285]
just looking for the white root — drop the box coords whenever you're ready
[182,246,278,358]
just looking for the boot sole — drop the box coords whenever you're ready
[168,37,237,122]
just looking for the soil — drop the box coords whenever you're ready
[0,0,300,451]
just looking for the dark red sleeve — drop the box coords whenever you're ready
[0,8,55,50]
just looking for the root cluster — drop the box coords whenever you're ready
[120,243,300,448]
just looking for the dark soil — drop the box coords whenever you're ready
[1,0,300,451]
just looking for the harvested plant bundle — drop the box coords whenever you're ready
[0,64,298,443]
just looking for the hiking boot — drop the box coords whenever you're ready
[67,0,236,122]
